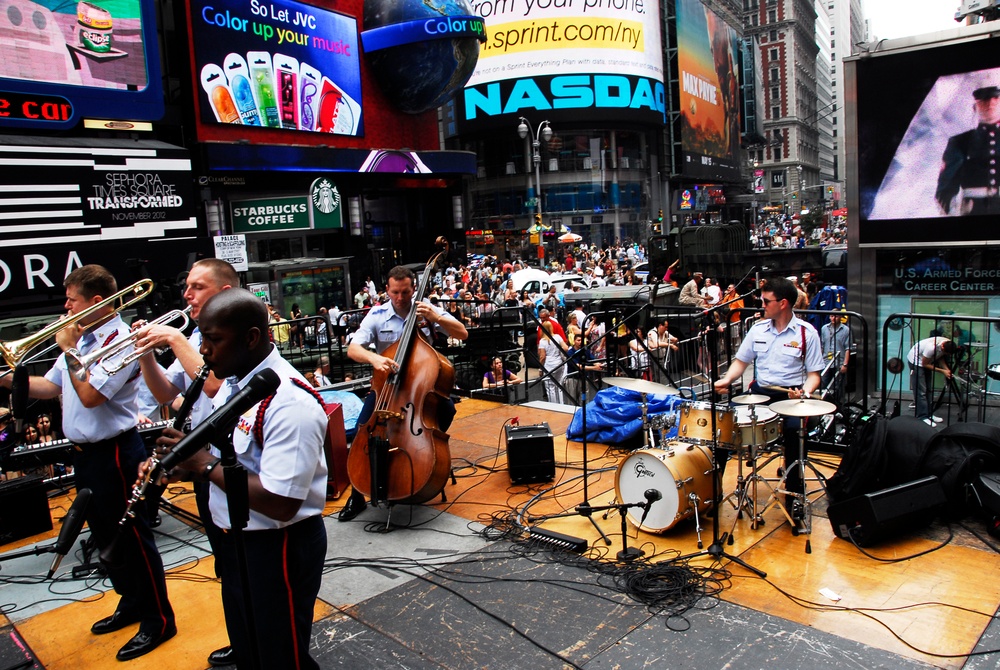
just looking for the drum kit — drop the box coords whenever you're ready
[604,376,837,551]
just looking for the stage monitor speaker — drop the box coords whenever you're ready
[0,475,53,546]
[828,476,946,547]
[505,423,555,485]
[975,472,1000,517]
[322,402,350,500]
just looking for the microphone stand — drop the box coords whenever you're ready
[674,301,766,577]
[213,429,263,670]
[527,325,611,547]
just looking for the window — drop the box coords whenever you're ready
[752,14,758,25]
[770,29,777,40]
[768,9,776,22]
[833,129,838,137]
[774,145,782,160]
[831,39,835,48]
[770,48,779,60]
[771,87,780,101]
[770,67,779,83]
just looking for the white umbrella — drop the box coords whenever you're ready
[558,232,582,243]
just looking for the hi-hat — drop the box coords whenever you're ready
[604,377,678,396]
[731,393,771,405]
[770,398,837,417]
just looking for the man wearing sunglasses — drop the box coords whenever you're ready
[714,276,824,521]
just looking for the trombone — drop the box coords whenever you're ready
[66,306,192,381]
[0,279,154,374]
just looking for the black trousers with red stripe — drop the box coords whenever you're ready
[73,428,175,636]
[217,514,326,669]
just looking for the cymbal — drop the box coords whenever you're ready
[604,377,679,396]
[769,398,837,417]
[730,393,771,405]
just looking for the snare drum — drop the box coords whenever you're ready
[678,401,737,447]
[614,443,714,532]
[733,405,782,448]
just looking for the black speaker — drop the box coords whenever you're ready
[505,423,555,484]
[828,476,946,547]
[0,475,53,546]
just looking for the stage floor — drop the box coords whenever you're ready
[1,397,999,669]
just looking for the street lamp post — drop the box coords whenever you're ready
[517,117,553,220]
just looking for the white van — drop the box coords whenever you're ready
[509,268,551,295]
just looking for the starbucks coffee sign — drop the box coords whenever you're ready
[231,196,310,233]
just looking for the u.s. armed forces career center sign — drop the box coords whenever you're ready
[230,179,342,233]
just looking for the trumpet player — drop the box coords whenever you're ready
[1,265,175,661]
[132,258,238,668]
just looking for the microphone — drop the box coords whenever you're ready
[48,488,91,578]
[11,364,29,432]
[158,368,280,472]
[638,488,662,527]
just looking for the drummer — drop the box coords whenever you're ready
[713,276,824,519]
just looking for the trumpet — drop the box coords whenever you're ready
[66,306,192,381]
[0,279,154,371]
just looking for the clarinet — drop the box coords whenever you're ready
[100,366,209,567]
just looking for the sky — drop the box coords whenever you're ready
[865,0,964,40]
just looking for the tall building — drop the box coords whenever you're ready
[744,0,824,211]
[815,0,836,192]
[826,0,866,186]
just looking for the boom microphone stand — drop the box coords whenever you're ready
[674,302,765,577]
[528,318,611,547]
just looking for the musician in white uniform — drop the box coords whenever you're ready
[133,257,238,667]
[2,265,175,661]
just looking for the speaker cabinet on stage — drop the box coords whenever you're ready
[828,476,946,547]
[0,475,52,546]
[322,403,350,500]
[505,423,555,485]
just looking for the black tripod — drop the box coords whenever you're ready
[674,314,766,577]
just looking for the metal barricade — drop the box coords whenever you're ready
[880,312,1000,425]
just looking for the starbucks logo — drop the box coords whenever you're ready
[311,179,340,215]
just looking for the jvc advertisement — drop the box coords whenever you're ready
[457,0,665,131]
[189,0,363,136]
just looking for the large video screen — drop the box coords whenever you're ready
[856,37,1000,245]
[674,0,742,182]
[0,0,163,129]
[456,0,665,132]
[189,0,362,136]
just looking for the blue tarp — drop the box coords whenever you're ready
[566,386,687,444]
[318,389,365,434]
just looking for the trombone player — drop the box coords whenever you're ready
[1,265,175,661]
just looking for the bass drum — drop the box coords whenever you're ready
[614,443,714,533]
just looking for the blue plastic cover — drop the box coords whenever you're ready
[566,386,687,444]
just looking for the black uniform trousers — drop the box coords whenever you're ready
[72,427,175,636]
[749,382,807,499]
[216,514,326,670]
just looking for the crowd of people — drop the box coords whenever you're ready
[751,213,846,249]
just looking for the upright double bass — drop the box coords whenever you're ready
[347,240,454,505]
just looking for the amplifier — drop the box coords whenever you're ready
[323,403,350,500]
[828,476,946,547]
[505,423,555,485]
[0,475,52,546]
